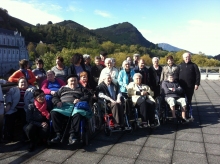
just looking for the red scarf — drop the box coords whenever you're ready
[34,99,50,120]
[79,79,87,88]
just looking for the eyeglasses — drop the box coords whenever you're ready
[36,63,43,65]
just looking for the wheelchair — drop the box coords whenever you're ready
[157,95,194,124]
[128,96,160,130]
[93,96,132,136]
[48,107,95,146]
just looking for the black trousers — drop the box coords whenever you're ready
[4,109,26,140]
[137,97,155,123]
[108,102,124,126]
[25,123,49,143]
[184,87,194,105]
[51,111,82,135]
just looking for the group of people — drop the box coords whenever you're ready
[0,51,200,152]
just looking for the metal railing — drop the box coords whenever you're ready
[199,67,220,80]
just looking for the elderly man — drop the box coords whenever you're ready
[50,74,91,144]
[149,57,162,98]
[98,58,119,85]
[134,59,149,86]
[162,73,189,123]
[97,74,124,128]
[127,73,156,127]
[177,52,200,106]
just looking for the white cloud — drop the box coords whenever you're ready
[94,10,112,18]
[141,20,220,55]
[67,5,83,12]
[1,0,63,25]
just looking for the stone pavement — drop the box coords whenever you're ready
[1,80,220,164]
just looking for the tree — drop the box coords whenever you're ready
[47,21,53,25]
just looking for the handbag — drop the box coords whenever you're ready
[74,101,90,111]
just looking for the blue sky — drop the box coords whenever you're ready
[2,0,220,55]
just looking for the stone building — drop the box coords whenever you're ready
[0,28,29,77]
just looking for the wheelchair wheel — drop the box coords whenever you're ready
[91,103,102,131]
[104,125,112,136]
[132,122,138,131]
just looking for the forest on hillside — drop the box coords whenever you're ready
[27,41,220,70]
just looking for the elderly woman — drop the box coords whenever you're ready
[51,56,68,82]
[79,71,91,89]
[149,57,163,98]
[32,58,47,88]
[41,70,65,112]
[68,53,86,78]
[160,55,178,83]
[127,73,156,127]
[4,77,35,141]
[98,58,119,85]
[50,75,91,145]
[118,60,135,93]
[97,74,124,128]
[25,89,50,151]
[8,59,36,86]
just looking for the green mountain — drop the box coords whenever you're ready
[0,8,156,50]
[92,22,155,48]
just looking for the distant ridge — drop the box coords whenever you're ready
[92,22,155,48]
[158,43,183,52]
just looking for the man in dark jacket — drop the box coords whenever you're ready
[91,56,104,90]
[177,52,200,105]
[149,57,163,99]
[134,59,149,86]
[97,74,124,128]
[162,73,189,123]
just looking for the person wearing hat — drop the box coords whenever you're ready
[50,74,91,144]
[100,51,108,67]
[83,54,92,73]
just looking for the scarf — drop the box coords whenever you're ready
[79,79,87,88]
[34,99,50,120]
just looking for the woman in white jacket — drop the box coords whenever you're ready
[4,77,35,142]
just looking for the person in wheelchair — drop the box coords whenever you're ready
[161,73,189,124]
[127,73,156,127]
[97,74,124,129]
[50,74,91,144]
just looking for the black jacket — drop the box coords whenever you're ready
[177,61,200,88]
[97,81,120,103]
[148,65,162,90]
[162,80,183,100]
[26,104,49,127]
[134,66,150,85]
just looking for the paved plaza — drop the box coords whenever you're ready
[1,80,220,164]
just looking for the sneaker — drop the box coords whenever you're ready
[68,134,77,145]
[142,123,148,128]
[181,118,189,124]
[50,133,61,143]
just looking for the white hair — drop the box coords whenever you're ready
[152,57,159,63]
[104,58,112,64]
[133,73,142,80]
[122,60,129,68]
[182,52,191,58]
